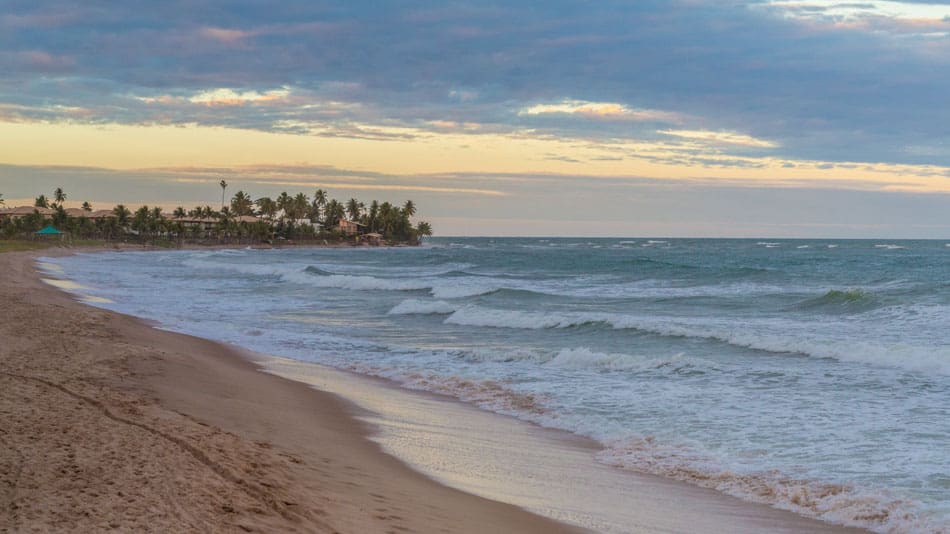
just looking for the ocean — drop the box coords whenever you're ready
[40,238,950,532]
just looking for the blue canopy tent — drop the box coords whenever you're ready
[35,225,65,241]
[35,225,64,235]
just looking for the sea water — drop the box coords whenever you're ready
[41,238,950,532]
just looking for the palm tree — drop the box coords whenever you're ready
[54,187,66,206]
[35,195,50,208]
[293,192,310,220]
[255,197,277,220]
[219,180,228,209]
[367,200,380,232]
[378,202,395,237]
[310,189,327,222]
[324,199,345,227]
[230,190,254,216]
[217,206,235,237]
[132,206,151,236]
[416,221,432,237]
[0,193,5,207]
[276,192,292,220]
[81,201,92,211]
[150,206,164,235]
[346,198,362,221]
[112,204,131,226]
[403,200,416,218]
[314,189,327,209]
[52,204,68,227]
[173,206,187,219]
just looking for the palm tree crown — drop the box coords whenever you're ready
[230,190,254,216]
[219,180,228,209]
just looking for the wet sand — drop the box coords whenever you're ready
[0,247,864,533]
[262,357,865,534]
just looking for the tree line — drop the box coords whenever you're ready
[0,186,433,245]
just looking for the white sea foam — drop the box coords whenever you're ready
[875,244,905,250]
[446,306,589,329]
[304,273,434,291]
[35,260,64,273]
[388,299,458,315]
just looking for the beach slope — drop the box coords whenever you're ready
[0,250,576,533]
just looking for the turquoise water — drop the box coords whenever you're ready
[43,238,950,532]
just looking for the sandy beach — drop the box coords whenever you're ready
[0,248,576,533]
[0,247,867,533]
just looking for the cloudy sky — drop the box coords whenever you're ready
[2,0,950,237]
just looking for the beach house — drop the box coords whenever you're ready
[335,218,364,236]
[0,206,55,220]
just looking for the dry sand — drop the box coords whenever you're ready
[0,249,577,533]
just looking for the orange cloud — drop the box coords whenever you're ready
[199,26,255,44]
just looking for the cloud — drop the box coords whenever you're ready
[198,26,254,44]
[659,129,779,149]
[519,99,684,123]
[187,87,290,106]
[1,0,949,171]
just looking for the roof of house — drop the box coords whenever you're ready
[1,206,55,215]
[87,210,117,218]
[171,216,217,224]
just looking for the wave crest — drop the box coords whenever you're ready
[388,299,458,315]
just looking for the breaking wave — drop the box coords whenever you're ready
[444,305,950,374]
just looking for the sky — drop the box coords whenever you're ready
[1,0,950,237]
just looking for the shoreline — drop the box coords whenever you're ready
[0,248,577,533]
[259,356,865,533]
[3,247,865,533]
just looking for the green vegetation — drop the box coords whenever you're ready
[0,187,433,247]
